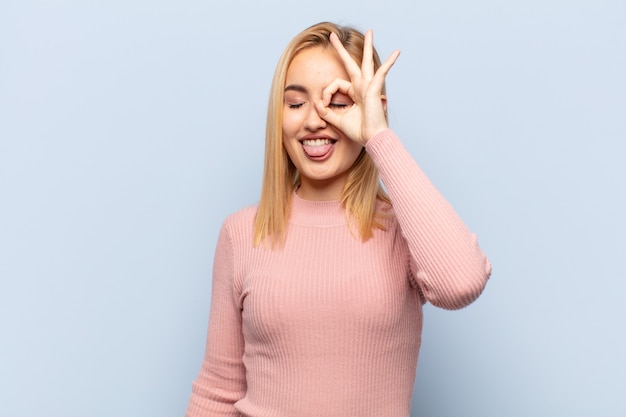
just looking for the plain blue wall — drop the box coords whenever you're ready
[1,1,624,416]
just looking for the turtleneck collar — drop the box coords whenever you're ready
[288,191,347,226]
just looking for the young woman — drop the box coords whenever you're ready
[186,22,491,417]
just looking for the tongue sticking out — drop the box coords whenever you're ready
[302,143,333,157]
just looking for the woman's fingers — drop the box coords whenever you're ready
[317,79,354,132]
[330,30,374,81]
[324,29,400,144]
[376,50,401,82]
[361,30,374,80]
[321,78,354,106]
[314,99,341,128]
[329,32,361,80]
[367,49,400,98]
[330,30,399,100]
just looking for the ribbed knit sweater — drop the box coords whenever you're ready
[186,129,491,417]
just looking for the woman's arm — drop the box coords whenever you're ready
[318,30,490,309]
[366,129,491,310]
[186,220,246,416]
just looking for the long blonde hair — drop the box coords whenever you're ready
[254,22,390,247]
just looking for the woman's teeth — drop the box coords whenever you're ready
[302,138,333,146]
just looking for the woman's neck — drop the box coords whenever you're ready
[296,177,345,201]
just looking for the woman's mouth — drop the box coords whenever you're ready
[301,138,336,160]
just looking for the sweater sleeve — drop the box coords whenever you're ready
[366,129,491,310]
[186,219,246,416]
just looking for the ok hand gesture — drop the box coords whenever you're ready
[315,30,400,146]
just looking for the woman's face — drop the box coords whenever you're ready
[282,47,363,201]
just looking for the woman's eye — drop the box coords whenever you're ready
[287,103,304,109]
[329,102,348,109]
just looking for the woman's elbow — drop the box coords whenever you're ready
[425,258,492,310]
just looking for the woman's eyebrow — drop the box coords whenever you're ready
[284,84,308,93]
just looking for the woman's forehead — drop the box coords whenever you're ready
[285,47,348,87]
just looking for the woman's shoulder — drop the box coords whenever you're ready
[214,204,258,252]
[219,203,256,241]
[222,204,258,231]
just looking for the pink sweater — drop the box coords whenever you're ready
[186,130,491,417]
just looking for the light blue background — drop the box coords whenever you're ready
[1,1,624,416]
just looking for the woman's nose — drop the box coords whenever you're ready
[304,103,327,131]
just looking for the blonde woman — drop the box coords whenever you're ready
[186,21,491,417]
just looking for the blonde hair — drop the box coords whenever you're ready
[254,22,390,247]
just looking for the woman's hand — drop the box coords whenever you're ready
[315,30,400,146]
